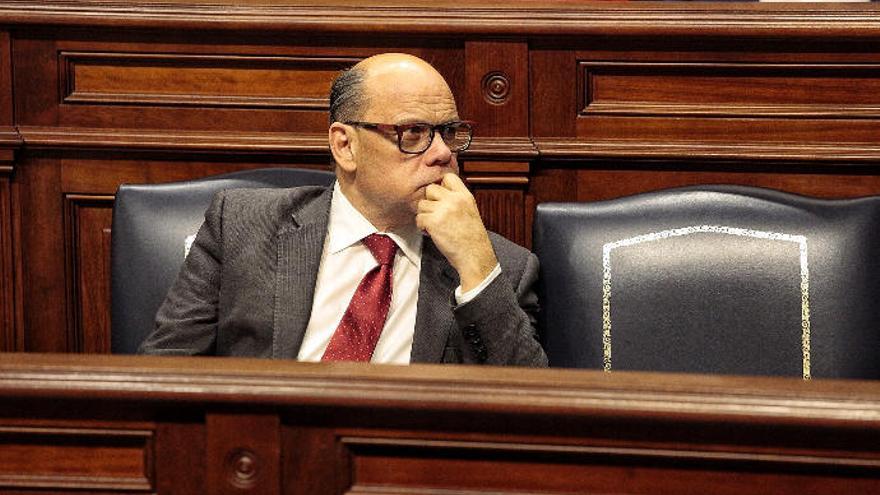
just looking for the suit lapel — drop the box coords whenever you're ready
[271,187,332,359]
[411,238,458,363]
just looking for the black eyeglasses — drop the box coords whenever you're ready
[344,120,474,154]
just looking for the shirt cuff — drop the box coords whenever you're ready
[454,264,502,305]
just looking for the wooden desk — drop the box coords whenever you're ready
[1,353,879,494]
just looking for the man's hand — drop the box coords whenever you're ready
[416,173,498,293]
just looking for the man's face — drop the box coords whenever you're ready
[345,64,460,229]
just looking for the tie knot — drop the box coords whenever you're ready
[362,234,397,266]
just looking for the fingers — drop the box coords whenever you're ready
[415,212,429,232]
[427,173,472,201]
[441,172,467,192]
[424,183,449,201]
[426,173,467,200]
[420,173,476,237]
[417,198,436,213]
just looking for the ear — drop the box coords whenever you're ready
[329,122,357,173]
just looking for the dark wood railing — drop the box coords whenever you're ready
[3,353,880,494]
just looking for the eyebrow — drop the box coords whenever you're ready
[394,118,461,125]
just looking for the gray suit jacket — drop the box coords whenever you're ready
[140,185,548,366]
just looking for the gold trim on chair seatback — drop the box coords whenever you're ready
[602,226,811,379]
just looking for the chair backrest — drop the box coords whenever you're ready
[110,167,335,354]
[533,185,880,379]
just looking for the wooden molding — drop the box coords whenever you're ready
[2,353,880,426]
[17,127,543,162]
[59,51,358,110]
[0,126,21,173]
[0,32,12,129]
[63,194,114,354]
[585,102,880,119]
[579,61,880,120]
[0,1,878,38]
[341,435,880,479]
[0,179,14,352]
[0,128,18,145]
[463,137,538,161]
[535,139,880,164]
[0,425,153,491]
[17,126,330,154]
[467,176,529,185]
[0,126,16,352]
[472,188,527,245]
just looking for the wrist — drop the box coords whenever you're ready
[457,256,498,292]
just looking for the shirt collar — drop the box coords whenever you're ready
[328,182,422,267]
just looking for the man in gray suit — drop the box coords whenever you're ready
[140,53,547,366]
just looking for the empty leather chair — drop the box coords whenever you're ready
[111,167,335,354]
[533,185,880,379]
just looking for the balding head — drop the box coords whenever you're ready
[328,53,453,125]
[356,53,449,87]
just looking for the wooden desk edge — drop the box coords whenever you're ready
[2,353,880,427]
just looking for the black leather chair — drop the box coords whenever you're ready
[111,167,335,354]
[533,185,880,379]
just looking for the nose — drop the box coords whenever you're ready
[422,131,454,167]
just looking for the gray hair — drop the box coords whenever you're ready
[328,66,367,125]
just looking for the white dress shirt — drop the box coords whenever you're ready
[297,182,500,364]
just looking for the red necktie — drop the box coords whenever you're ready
[322,234,398,362]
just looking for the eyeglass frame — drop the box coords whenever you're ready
[343,120,475,154]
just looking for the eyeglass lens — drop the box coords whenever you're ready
[400,123,471,153]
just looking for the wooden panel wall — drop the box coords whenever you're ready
[531,36,880,202]
[0,30,18,352]
[1,0,879,352]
